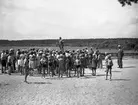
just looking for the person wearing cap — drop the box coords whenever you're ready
[117,45,124,68]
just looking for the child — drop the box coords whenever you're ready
[106,54,113,80]
[65,54,71,77]
[91,53,98,76]
[74,55,81,78]
[29,54,35,76]
[24,55,29,82]
[1,50,7,73]
[40,54,48,78]
[18,54,24,75]
[104,52,108,72]
[36,52,42,74]
[97,53,103,69]
[80,54,85,76]
[58,54,65,78]
[7,52,13,75]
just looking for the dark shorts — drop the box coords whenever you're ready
[8,62,12,66]
[92,67,96,69]
[25,66,29,72]
[76,65,80,69]
[49,62,53,67]
[42,64,47,68]
[1,60,6,67]
[107,65,112,69]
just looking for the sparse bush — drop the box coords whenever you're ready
[134,45,138,51]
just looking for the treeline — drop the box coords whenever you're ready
[0,38,138,50]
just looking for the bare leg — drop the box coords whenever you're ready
[8,66,11,75]
[1,66,4,73]
[94,69,96,76]
[110,68,112,80]
[77,68,79,78]
[106,69,109,80]
[24,67,30,83]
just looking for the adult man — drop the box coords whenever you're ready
[59,37,64,52]
[117,45,124,68]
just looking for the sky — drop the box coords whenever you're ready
[0,0,138,40]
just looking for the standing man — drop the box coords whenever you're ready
[117,45,124,68]
[59,37,64,52]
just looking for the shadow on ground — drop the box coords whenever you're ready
[81,76,96,79]
[96,74,106,76]
[27,82,52,84]
[44,76,73,80]
[0,83,10,87]
[112,70,122,72]
[111,79,131,81]
[123,66,136,68]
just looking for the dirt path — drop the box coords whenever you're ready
[0,58,138,105]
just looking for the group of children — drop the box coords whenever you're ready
[0,47,113,82]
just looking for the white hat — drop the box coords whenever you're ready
[105,52,108,55]
[118,45,121,48]
[108,54,111,57]
[76,49,80,52]
[39,51,43,53]
[10,48,14,52]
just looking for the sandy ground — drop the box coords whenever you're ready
[0,58,138,105]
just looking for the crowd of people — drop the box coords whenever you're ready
[0,44,124,82]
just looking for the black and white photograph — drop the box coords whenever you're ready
[0,0,138,105]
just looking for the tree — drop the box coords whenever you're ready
[118,0,138,6]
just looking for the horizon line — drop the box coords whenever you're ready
[0,37,138,41]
